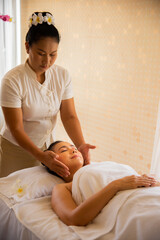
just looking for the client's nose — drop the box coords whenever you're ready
[72,148,77,153]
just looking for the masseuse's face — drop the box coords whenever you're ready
[52,142,84,180]
[25,37,58,76]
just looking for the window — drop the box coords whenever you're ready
[0,0,21,132]
[0,0,21,80]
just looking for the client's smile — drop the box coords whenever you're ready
[71,154,80,159]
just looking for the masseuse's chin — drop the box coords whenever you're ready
[40,65,49,70]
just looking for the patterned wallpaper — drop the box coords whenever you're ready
[21,0,160,174]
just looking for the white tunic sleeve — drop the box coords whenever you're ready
[62,69,73,100]
[0,73,22,108]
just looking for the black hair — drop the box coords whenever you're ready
[43,140,62,178]
[25,12,60,46]
[47,140,62,151]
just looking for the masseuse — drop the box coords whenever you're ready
[0,12,95,177]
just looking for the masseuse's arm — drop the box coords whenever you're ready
[60,98,96,164]
[2,107,70,177]
[52,175,156,226]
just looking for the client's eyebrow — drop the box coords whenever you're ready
[58,145,75,151]
[58,146,67,151]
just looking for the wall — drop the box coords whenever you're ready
[21,0,160,174]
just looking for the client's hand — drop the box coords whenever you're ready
[78,143,96,165]
[115,174,157,191]
[37,151,70,177]
[141,174,160,187]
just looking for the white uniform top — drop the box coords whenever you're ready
[0,61,73,148]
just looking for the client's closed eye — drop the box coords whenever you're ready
[61,149,67,153]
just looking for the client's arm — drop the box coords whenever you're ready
[51,175,156,226]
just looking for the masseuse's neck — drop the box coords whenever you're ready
[37,73,45,84]
[27,59,45,83]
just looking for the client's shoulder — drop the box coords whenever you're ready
[52,182,72,195]
[51,182,73,208]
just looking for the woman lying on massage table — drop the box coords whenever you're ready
[46,141,160,226]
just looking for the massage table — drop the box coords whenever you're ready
[0,163,160,240]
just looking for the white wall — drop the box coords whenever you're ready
[21,0,160,174]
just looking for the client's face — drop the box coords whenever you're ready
[52,141,84,181]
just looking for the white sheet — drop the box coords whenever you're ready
[12,196,79,240]
[112,187,160,240]
[1,162,160,240]
[71,162,160,240]
[0,197,40,240]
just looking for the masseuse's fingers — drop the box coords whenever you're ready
[78,144,96,151]
[41,151,70,177]
[51,158,70,177]
[78,143,96,165]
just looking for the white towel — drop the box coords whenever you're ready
[70,161,158,240]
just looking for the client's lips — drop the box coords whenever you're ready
[71,154,80,159]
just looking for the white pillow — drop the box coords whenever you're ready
[0,166,64,203]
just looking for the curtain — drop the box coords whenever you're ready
[0,0,21,80]
[150,101,160,178]
[0,0,21,132]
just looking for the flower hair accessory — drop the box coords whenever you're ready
[28,12,55,28]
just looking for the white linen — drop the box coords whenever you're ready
[0,166,64,206]
[1,162,160,240]
[71,162,160,240]
[12,196,79,240]
[72,161,138,205]
[10,187,160,240]
[111,187,160,240]
[0,198,40,240]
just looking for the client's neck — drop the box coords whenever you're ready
[63,173,73,183]
[63,166,83,183]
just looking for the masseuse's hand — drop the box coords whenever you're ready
[38,151,70,177]
[78,143,96,165]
